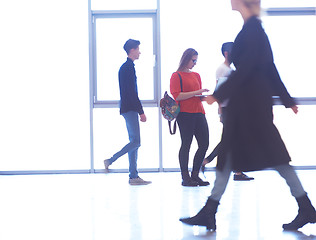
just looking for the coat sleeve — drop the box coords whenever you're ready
[213,19,296,109]
[213,22,262,103]
[269,63,296,108]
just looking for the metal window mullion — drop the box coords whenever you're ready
[264,7,316,16]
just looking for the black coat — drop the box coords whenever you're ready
[213,16,296,172]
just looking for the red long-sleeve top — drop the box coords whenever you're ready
[170,71,205,114]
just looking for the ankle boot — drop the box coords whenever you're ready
[181,171,198,187]
[283,194,316,230]
[191,170,210,186]
[180,198,219,231]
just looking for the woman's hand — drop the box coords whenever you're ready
[205,95,217,105]
[176,89,209,101]
[197,89,209,94]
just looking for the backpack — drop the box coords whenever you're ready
[160,73,183,135]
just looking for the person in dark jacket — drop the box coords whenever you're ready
[104,39,151,185]
[202,41,254,181]
[180,0,316,231]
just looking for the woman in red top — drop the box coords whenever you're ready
[170,48,210,186]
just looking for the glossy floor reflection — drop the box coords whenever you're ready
[0,170,315,240]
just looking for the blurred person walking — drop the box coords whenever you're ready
[180,0,316,231]
[202,42,254,181]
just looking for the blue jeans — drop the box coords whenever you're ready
[109,111,140,179]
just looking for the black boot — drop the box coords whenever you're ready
[180,198,219,231]
[181,171,198,187]
[283,194,316,230]
[191,170,210,186]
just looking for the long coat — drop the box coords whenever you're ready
[213,16,296,172]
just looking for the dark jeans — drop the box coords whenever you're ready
[176,112,209,173]
[205,107,226,163]
[205,142,220,162]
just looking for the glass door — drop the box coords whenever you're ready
[90,11,161,172]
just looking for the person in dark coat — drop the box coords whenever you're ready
[180,0,316,231]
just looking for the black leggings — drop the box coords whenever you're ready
[176,112,209,173]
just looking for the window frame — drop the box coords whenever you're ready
[90,10,161,109]
[264,7,316,106]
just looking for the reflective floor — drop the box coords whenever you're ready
[0,170,315,240]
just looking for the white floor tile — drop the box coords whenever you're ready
[0,170,315,240]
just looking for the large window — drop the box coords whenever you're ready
[0,0,315,174]
[0,0,90,173]
[89,4,161,172]
[160,1,316,169]
[262,15,316,97]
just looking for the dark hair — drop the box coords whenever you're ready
[221,42,234,57]
[123,39,140,55]
[177,48,198,72]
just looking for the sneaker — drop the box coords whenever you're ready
[129,177,152,185]
[104,159,111,173]
[233,172,254,181]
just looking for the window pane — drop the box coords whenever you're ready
[262,16,316,97]
[160,0,243,106]
[160,0,316,169]
[91,0,157,11]
[273,105,316,166]
[93,108,159,170]
[96,18,154,101]
[0,0,90,171]
[262,0,316,8]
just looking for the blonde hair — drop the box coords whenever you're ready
[243,0,261,16]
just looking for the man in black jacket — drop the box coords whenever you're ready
[104,39,151,185]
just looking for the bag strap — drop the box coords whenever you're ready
[168,72,183,135]
[176,72,183,92]
[168,121,177,135]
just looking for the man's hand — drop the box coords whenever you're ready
[140,113,147,122]
[205,95,217,105]
[291,105,298,114]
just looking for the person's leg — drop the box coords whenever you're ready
[124,111,141,179]
[106,111,140,175]
[201,108,226,171]
[204,142,220,163]
[274,164,316,230]
[180,153,232,230]
[176,113,197,186]
[128,149,139,179]
[274,163,305,198]
[209,155,232,201]
[201,142,220,175]
[192,114,209,172]
[191,114,210,185]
